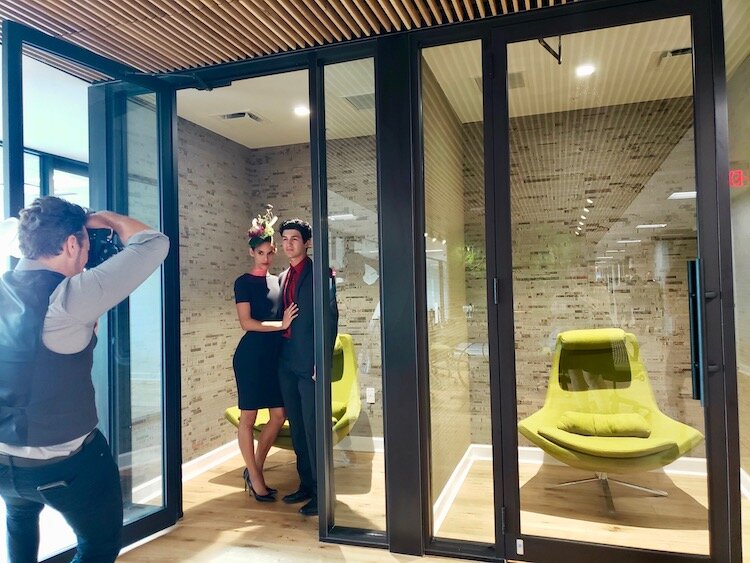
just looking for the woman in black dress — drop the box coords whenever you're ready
[233,206,297,501]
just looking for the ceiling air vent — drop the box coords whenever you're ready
[474,71,525,92]
[217,111,264,122]
[343,93,375,110]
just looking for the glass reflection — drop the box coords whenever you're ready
[324,57,386,532]
[421,39,495,544]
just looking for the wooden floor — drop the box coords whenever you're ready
[119,448,453,562]
[120,448,750,561]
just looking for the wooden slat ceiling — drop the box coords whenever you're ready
[0,0,573,78]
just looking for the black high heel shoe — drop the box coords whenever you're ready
[242,468,277,501]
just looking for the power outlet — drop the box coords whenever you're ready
[366,387,376,404]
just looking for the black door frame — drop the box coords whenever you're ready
[489,1,739,562]
[1,20,183,560]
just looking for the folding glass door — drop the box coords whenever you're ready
[1,21,180,561]
[492,2,737,562]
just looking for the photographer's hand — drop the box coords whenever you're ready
[86,211,154,244]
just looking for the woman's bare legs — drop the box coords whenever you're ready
[238,409,271,495]
[255,407,286,474]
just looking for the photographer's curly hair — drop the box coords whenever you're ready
[18,196,87,259]
[279,218,312,243]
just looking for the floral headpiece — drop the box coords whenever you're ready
[247,204,278,244]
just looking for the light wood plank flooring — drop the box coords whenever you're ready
[119,448,448,562]
[120,448,750,561]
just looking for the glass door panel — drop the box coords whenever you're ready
[421,39,495,544]
[722,0,750,557]
[507,17,708,555]
[1,32,176,559]
[323,57,387,532]
[114,90,166,522]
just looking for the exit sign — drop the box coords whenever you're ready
[730,169,746,188]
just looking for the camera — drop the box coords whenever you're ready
[86,228,122,269]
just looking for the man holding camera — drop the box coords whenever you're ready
[0,196,169,562]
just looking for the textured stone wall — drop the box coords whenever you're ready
[463,98,704,451]
[178,118,385,461]
[178,118,257,460]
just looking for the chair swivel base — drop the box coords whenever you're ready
[546,472,668,513]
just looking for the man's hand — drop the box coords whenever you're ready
[86,211,153,245]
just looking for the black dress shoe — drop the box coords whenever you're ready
[283,488,312,504]
[299,498,318,516]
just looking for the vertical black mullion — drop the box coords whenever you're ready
[157,86,183,520]
[490,26,522,559]
[696,0,741,561]
[40,155,52,197]
[410,38,433,550]
[2,20,24,225]
[88,83,112,440]
[309,53,335,538]
[482,30,507,561]
[377,34,424,556]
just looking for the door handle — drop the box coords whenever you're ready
[687,259,704,403]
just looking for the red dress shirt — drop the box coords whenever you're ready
[282,256,309,339]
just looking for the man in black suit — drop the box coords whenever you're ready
[277,218,338,516]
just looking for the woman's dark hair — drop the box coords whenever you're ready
[249,235,273,250]
[279,218,312,243]
[18,196,87,259]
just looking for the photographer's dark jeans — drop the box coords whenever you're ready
[0,430,123,563]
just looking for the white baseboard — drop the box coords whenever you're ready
[432,445,475,534]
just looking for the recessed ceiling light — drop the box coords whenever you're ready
[294,105,310,116]
[578,221,584,226]
[636,224,667,229]
[617,239,642,244]
[586,198,594,204]
[596,256,614,260]
[575,232,580,236]
[576,64,596,77]
[606,250,625,253]
[580,215,587,220]
[668,191,696,200]
[583,207,590,213]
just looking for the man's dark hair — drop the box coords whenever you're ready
[18,196,87,259]
[279,218,312,243]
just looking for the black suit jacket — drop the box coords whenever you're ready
[278,257,338,376]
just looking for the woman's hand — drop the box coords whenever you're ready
[281,303,299,329]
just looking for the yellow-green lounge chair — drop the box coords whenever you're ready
[225,333,361,449]
[517,328,703,512]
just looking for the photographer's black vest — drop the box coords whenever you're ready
[0,269,98,447]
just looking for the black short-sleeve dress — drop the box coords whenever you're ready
[233,273,284,410]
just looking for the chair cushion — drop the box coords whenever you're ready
[557,411,651,438]
[559,328,626,350]
[538,426,675,458]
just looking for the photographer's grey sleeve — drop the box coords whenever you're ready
[42,230,170,354]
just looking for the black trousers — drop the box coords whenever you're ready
[278,356,317,497]
[0,430,123,563]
